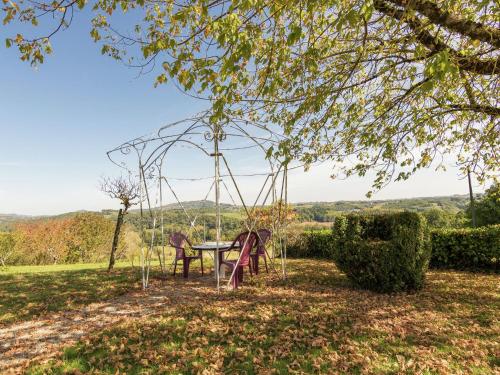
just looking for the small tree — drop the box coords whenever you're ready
[247,201,297,258]
[67,212,117,263]
[101,176,140,271]
[247,201,296,230]
[14,219,72,265]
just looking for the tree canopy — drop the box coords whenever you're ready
[3,0,499,193]
[469,183,500,226]
[11,213,117,265]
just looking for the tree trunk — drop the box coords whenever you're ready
[467,169,477,227]
[108,208,124,271]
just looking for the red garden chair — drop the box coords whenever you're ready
[250,229,271,274]
[219,231,258,289]
[169,232,204,278]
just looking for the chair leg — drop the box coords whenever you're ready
[254,256,259,275]
[228,265,238,289]
[173,259,177,276]
[263,254,268,273]
[238,266,244,282]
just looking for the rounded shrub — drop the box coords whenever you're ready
[334,212,431,293]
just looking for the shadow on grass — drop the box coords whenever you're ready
[25,259,500,374]
[0,267,142,325]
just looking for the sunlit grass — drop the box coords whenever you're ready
[0,252,223,326]
[0,261,145,325]
[0,261,133,274]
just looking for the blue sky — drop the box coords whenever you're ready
[0,9,482,215]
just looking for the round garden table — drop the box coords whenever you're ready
[191,241,240,278]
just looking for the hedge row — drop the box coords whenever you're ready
[286,230,335,259]
[430,225,499,271]
[288,221,499,272]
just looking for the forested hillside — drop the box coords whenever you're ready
[0,195,471,231]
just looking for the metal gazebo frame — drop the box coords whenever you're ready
[107,111,293,291]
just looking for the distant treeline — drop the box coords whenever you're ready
[121,194,472,230]
[2,189,497,267]
[0,194,472,232]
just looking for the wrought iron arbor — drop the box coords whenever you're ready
[107,111,292,291]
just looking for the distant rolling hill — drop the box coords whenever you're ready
[1,195,472,231]
[293,194,470,213]
[130,199,236,212]
[0,214,34,231]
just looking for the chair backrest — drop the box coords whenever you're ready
[234,231,258,266]
[169,232,188,259]
[257,229,272,254]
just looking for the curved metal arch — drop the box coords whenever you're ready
[142,139,212,172]
[107,136,149,174]
[106,113,308,181]
[107,111,291,174]
[156,111,209,134]
[141,131,283,179]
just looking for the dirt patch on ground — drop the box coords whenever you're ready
[0,276,219,373]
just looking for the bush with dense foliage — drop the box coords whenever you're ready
[286,229,335,259]
[430,225,499,271]
[10,213,122,265]
[421,208,468,229]
[468,183,500,227]
[334,212,431,293]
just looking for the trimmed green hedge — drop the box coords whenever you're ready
[286,218,498,276]
[334,212,431,293]
[286,230,335,259]
[430,225,499,271]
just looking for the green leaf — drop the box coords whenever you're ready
[287,25,302,46]
[265,146,274,159]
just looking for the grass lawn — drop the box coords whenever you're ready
[0,262,143,325]
[22,259,499,374]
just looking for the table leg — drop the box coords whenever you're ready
[214,250,218,279]
[214,250,226,279]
